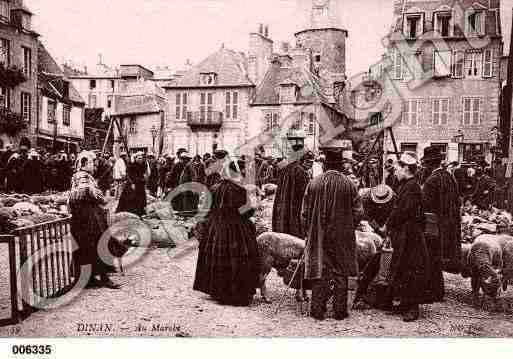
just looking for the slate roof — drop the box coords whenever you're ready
[38,42,85,105]
[164,47,253,88]
[252,64,334,107]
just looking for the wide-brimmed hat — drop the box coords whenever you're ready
[398,151,418,166]
[370,184,394,204]
[214,149,228,159]
[422,146,444,163]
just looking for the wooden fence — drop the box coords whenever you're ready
[0,217,75,326]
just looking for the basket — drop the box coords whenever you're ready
[376,244,393,284]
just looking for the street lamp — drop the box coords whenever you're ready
[150,125,159,154]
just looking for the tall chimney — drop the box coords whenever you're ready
[264,25,269,38]
[258,23,263,34]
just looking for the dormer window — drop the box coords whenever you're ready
[0,1,10,23]
[434,11,452,37]
[201,72,217,86]
[466,9,485,36]
[404,13,424,39]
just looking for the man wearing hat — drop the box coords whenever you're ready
[113,151,128,199]
[168,150,192,212]
[6,137,30,192]
[302,140,363,320]
[471,157,496,210]
[362,156,381,188]
[422,145,461,301]
[272,144,313,239]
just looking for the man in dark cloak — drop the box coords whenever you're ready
[177,154,206,216]
[167,149,189,191]
[23,149,44,194]
[272,145,313,239]
[471,159,496,209]
[169,151,192,214]
[146,153,159,197]
[421,145,462,303]
[301,143,363,320]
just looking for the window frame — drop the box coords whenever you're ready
[129,117,137,134]
[466,10,485,36]
[434,11,453,37]
[404,13,424,39]
[0,86,9,109]
[0,1,10,22]
[434,50,452,77]
[181,92,188,120]
[462,97,482,126]
[400,142,418,154]
[22,46,31,78]
[451,50,464,78]
[464,51,483,78]
[47,99,56,124]
[89,79,96,90]
[62,104,71,127]
[21,92,31,122]
[483,49,493,78]
[402,99,422,127]
[432,98,449,126]
[0,38,10,66]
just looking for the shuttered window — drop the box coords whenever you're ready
[432,98,449,125]
[463,97,482,126]
[483,49,493,78]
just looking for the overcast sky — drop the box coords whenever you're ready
[25,0,513,76]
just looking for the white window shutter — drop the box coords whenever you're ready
[483,49,493,77]
[416,99,422,126]
[479,98,484,125]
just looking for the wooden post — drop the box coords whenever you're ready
[101,116,114,154]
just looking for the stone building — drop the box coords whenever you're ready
[248,0,349,156]
[36,42,85,152]
[162,46,254,156]
[369,0,504,163]
[64,59,120,122]
[111,78,167,155]
[0,0,39,148]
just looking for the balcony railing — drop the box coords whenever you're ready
[187,111,223,129]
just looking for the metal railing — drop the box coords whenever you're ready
[0,216,75,326]
[187,111,223,128]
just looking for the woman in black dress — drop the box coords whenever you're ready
[383,152,432,322]
[116,152,148,217]
[193,160,259,306]
[68,151,120,289]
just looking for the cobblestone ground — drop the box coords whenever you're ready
[1,243,513,338]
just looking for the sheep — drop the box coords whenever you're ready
[256,230,383,304]
[461,234,513,310]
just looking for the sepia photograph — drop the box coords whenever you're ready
[0,0,513,350]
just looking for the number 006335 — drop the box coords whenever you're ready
[11,344,52,355]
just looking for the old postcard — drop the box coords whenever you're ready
[1,1,513,356]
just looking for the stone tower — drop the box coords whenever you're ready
[248,23,273,86]
[294,0,347,91]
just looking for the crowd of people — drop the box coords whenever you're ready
[2,136,502,321]
[0,137,76,194]
[190,142,503,323]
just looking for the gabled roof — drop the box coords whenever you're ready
[38,42,85,105]
[252,64,334,106]
[164,47,253,88]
